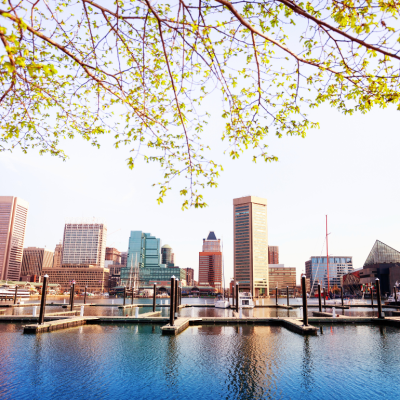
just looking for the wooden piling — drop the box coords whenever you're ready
[286,286,289,307]
[235,283,239,313]
[153,283,156,312]
[318,284,322,312]
[302,275,308,326]
[38,275,49,325]
[376,278,383,319]
[13,286,18,305]
[341,286,344,307]
[70,283,75,312]
[169,276,175,326]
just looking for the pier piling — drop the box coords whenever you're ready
[174,279,178,318]
[341,286,344,307]
[123,286,127,306]
[286,286,289,307]
[13,286,18,305]
[38,275,49,324]
[276,287,278,306]
[376,278,384,319]
[318,284,322,312]
[169,276,175,326]
[394,286,397,304]
[131,288,134,304]
[84,286,87,305]
[323,288,326,307]
[153,284,156,312]
[70,283,75,312]
[235,283,239,313]
[371,288,374,307]
[301,275,308,326]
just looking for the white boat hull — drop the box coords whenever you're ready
[215,300,230,309]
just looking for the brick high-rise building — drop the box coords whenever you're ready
[21,247,53,278]
[268,246,279,264]
[233,196,269,297]
[186,268,194,286]
[199,231,223,292]
[105,247,121,264]
[0,196,29,281]
[53,243,63,268]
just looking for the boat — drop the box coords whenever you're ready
[238,292,254,309]
[385,292,400,305]
[0,283,31,299]
[215,296,230,308]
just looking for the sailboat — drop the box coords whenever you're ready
[215,239,229,308]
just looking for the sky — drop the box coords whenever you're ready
[2,101,400,286]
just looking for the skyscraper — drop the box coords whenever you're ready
[121,231,184,286]
[199,231,223,292]
[21,247,54,278]
[268,246,279,264]
[61,222,107,267]
[186,268,194,286]
[0,196,29,281]
[53,243,63,268]
[233,196,269,297]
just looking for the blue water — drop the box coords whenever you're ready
[1,322,400,399]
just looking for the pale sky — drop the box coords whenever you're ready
[2,102,400,286]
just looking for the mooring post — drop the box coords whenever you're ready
[341,286,344,307]
[169,276,175,326]
[286,286,289,307]
[394,286,397,304]
[235,282,239,313]
[371,287,374,307]
[84,286,87,305]
[13,285,18,305]
[70,283,75,311]
[153,283,156,312]
[323,287,326,307]
[318,283,322,312]
[276,287,278,306]
[232,286,235,308]
[131,287,134,304]
[376,278,384,319]
[174,279,178,319]
[69,287,72,306]
[123,286,127,306]
[301,275,308,326]
[38,275,49,325]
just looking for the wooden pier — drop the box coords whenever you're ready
[23,317,99,333]
[161,318,191,335]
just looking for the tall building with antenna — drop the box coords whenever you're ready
[199,231,223,293]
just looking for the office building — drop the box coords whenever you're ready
[0,196,29,281]
[105,247,121,264]
[268,264,296,295]
[305,255,353,293]
[109,264,122,289]
[42,266,109,293]
[21,247,53,278]
[268,246,279,264]
[62,222,107,268]
[199,231,223,292]
[120,252,128,267]
[186,268,194,286]
[233,196,269,297]
[53,243,63,268]
[161,244,174,265]
[121,231,184,286]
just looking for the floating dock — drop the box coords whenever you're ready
[23,317,99,333]
[161,318,191,335]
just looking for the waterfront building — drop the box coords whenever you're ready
[109,264,122,289]
[105,247,121,264]
[233,196,269,297]
[344,240,400,295]
[21,247,53,278]
[161,244,174,265]
[0,196,29,281]
[42,266,109,293]
[268,264,296,295]
[185,268,194,286]
[121,231,184,286]
[53,243,63,268]
[61,221,107,268]
[268,246,279,264]
[305,255,353,293]
[199,231,222,292]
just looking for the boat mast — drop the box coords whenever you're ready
[326,215,330,294]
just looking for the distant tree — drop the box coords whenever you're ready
[1,0,400,207]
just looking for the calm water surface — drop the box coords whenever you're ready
[1,321,400,399]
